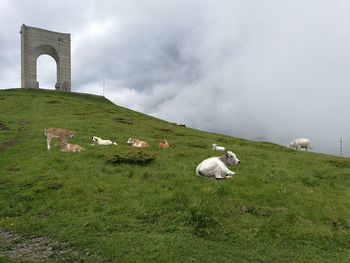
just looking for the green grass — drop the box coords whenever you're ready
[0,88,349,262]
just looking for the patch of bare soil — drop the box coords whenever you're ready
[0,123,9,131]
[0,138,18,153]
[0,119,31,153]
[0,229,74,261]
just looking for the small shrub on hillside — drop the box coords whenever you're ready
[115,117,133,125]
[158,128,173,133]
[46,100,61,104]
[107,151,156,165]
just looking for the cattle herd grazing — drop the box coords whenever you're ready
[44,127,313,179]
[44,127,165,152]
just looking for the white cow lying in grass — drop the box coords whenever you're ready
[212,143,225,151]
[196,151,240,179]
[92,136,117,146]
[288,138,313,151]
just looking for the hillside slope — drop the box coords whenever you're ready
[0,88,349,262]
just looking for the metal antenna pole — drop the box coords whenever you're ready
[340,138,343,157]
[103,80,105,97]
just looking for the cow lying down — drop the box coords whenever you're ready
[92,136,117,146]
[59,140,84,152]
[159,139,169,149]
[196,151,240,179]
[212,143,225,151]
[127,138,149,148]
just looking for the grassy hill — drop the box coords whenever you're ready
[0,88,349,262]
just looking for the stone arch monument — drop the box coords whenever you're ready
[21,24,71,91]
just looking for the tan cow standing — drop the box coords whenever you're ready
[44,128,74,150]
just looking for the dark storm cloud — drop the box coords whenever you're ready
[1,0,350,156]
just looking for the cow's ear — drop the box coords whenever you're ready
[225,152,229,158]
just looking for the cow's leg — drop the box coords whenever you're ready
[215,171,225,179]
[47,136,51,150]
[227,170,235,175]
[226,169,235,178]
[56,137,64,147]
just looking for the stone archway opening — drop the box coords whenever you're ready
[20,24,71,92]
[37,54,57,90]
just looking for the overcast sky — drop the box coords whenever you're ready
[1,0,350,156]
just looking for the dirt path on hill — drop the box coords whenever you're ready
[0,229,74,261]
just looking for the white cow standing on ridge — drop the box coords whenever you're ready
[288,138,313,151]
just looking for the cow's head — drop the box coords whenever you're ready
[127,138,134,145]
[225,151,240,165]
[69,131,74,138]
[287,143,296,149]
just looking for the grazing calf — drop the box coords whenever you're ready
[44,128,74,150]
[196,151,240,179]
[212,143,225,151]
[288,138,313,151]
[127,138,150,148]
[91,136,117,146]
[159,139,169,149]
[59,140,84,152]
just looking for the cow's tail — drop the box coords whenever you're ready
[196,165,203,176]
[44,128,48,137]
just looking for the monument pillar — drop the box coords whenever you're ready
[20,24,71,91]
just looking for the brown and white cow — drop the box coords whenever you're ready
[44,128,74,150]
[127,138,150,148]
[59,139,84,152]
[159,139,169,149]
